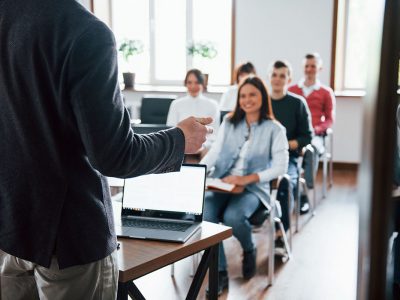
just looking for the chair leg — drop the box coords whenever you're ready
[322,152,328,199]
[172,253,202,278]
[288,187,293,250]
[329,152,334,188]
[300,178,313,215]
[190,253,202,277]
[312,186,317,216]
[295,173,301,233]
[268,210,275,286]
[328,132,334,188]
[311,152,317,212]
[190,254,196,277]
[275,217,292,260]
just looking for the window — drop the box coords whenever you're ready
[342,0,368,90]
[93,0,232,87]
[334,0,384,91]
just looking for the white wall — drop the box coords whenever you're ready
[78,0,91,10]
[332,97,363,163]
[235,0,334,85]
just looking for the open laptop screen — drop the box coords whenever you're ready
[122,164,206,222]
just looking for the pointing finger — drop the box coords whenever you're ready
[195,117,213,125]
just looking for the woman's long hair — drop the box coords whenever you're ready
[229,75,275,126]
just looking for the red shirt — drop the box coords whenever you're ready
[289,82,335,135]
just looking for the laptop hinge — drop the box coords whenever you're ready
[123,215,195,224]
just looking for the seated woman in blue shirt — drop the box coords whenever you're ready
[200,75,288,295]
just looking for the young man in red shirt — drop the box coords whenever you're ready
[289,53,335,154]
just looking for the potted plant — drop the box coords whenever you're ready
[118,39,144,89]
[187,41,218,90]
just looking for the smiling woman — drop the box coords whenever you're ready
[200,75,289,295]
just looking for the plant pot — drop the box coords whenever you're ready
[123,72,135,89]
[203,73,209,91]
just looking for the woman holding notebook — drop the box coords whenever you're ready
[200,75,288,295]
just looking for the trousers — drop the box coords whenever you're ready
[0,249,118,300]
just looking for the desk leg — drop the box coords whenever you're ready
[186,244,219,300]
[117,281,146,300]
[208,244,219,300]
[117,282,128,300]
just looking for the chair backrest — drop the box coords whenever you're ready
[249,204,270,227]
[140,95,176,124]
[220,110,230,124]
[302,144,315,189]
[249,174,291,226]
[132,124,171,134]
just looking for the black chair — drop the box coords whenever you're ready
[132,123,171,134]
[140,95,176,124]
[220,110,230,124]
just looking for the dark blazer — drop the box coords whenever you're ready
[0,0,185,268]
[395,105,400,186]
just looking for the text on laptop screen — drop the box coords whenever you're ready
[123,165,205,215]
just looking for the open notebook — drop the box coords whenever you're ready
[206,178,235,192]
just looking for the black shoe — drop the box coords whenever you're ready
[242,248,257,279]
[206,270,229,297]
[274,236,287,257]
[300,194,310,215]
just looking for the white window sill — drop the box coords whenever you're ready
[334,90,366,98]
[122,84,228,94]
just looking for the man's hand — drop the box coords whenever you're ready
[177,117,213,154]
[288,139,299,150]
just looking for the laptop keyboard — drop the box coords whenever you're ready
[122,219,192,232]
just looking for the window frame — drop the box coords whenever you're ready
[91,0,235,88]
[331,0,368,93]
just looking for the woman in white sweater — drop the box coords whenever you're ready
[166,69,219,151]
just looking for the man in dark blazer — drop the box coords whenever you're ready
[0,0,211,299]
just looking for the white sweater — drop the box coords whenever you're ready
[166,93,220,149]
[219,85,238,111]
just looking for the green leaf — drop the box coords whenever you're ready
[186,41,218,59]
[118,39,144,63]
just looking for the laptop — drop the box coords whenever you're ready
[115,164,206,243]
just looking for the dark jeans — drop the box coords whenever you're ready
[279,156,299,231]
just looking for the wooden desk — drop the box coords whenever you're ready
[117,221,232,300]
